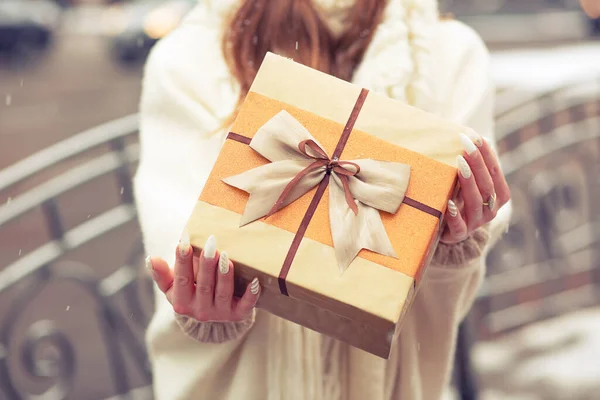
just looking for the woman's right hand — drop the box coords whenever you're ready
[146,235,261,322]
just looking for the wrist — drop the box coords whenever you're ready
[433,225,490,267]
[174,310,256,343]
[439,233,471,245]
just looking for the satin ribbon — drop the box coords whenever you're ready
[223,110,411,273]
[266,139,361,218]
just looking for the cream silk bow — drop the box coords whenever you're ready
[223,110,411,272]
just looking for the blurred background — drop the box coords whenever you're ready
[0,0,598,399]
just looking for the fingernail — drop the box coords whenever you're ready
[457,155,472,179]
[465,128,484,147]
[145,255,154,272]
[459,133,478,156]
[203,235,216,260]
[488,193,497,212]
[179,233,191,257]
[219,251,230,275]
[250,277,260,295]
[448,200,458,217]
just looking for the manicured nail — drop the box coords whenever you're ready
[219,251,230,275]
[145,255,154,272]
[457,155,472,179]
[203,235,216,260]
[459,133,478,156]
[487,193,497,212]
[179,233,191,257]
[250,277,260,295]
[448,200,458,217]
[465,128,484,147]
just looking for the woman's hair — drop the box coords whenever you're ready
[222,0,386,123]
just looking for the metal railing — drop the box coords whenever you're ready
[477,78,600,338]
[453,76,600,399]
[0,114,152,399]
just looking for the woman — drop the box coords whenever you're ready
[134,1,512,399]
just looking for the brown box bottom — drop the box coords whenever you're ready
[191,246,415,359]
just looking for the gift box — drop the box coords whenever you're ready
[184,53,465,358]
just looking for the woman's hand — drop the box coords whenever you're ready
[441,133,511,244]
[146,235,261,322]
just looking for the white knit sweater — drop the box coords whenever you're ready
[134,1,512,399]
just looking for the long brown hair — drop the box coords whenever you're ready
[222,0,387,124]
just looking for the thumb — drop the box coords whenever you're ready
[146,256,175,304]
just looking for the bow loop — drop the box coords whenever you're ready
[331,161,360,176]
[298,139,330,160]
[250,110,328,162]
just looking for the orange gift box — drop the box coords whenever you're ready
[184,53,465,358]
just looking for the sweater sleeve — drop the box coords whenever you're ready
[133,20,262,398]
[393,21,512,400]
[431,225,490,267]
[422,21,507,320]
[175,310,256,343]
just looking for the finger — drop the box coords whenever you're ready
[172,234,195,315]
[214,251,234,312]
[460,133,496,221]
[145,256,174,304]
[193,254,199,282]
[195,235,218,311]
[457,155,483,231]
[235,277,260,318]
[479,137,511,207]
[441,200,468,243]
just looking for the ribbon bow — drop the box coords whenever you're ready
[223,110,411,272]
[265,139,362,218]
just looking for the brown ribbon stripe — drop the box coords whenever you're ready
[226,88,442,296]
[227,132,252,145]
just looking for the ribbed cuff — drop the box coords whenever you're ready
[432,226,490,268]
[174,310,256,343]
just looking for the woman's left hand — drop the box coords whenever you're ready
[440,133,511,244]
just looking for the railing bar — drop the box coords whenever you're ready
[97,306,133,398]
[109,307,153,380]
[495,76,600,121]
[98,266,138,298]
[0,144,139,227]
[0,273,54,399]
[117,240,153,329]
[484,284,600,334]
[495,89,548,119]
[103,385,153,400]
[479,245,599,298]
[41,199,67,244]
[497,101,599,144]
[0,205,137,294]
[0,241,63,291]
[63,205,136,249]
[496,90,599,139]
[500,116,600,176]
[0,114,139,192]
[110,137,135,205]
